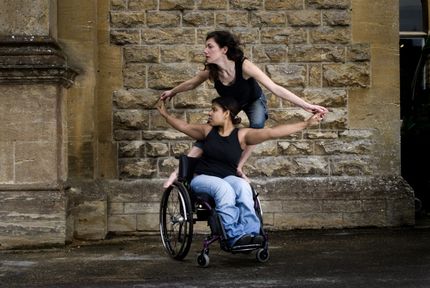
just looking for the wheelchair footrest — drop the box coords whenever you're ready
[230,243,262,252]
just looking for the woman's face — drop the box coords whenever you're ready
[207,103,228,126]
[204,37,227,64]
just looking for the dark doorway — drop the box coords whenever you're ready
[400,0,430,217]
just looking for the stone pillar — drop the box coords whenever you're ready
[0,0,77,248]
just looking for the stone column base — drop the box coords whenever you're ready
[0,185,66,249]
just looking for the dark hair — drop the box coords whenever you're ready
[212,97,242,125]
[205,31,244,81]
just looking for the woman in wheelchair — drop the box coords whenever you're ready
[157,96,323,251]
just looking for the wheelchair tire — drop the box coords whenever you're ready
[197,252,210,268]
[160,182,193,260]
[256,248,269,263]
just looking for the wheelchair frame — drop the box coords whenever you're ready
[159,155,269,267]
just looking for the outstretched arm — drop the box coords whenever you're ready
[156,100,210,140]
[242,60,328,114]
[160,70,210,101]
[241,113,324,146]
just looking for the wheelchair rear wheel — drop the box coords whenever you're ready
[159,182,193,260]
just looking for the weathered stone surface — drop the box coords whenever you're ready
[300,88,347,107]
[278,141,313,155]
[173,88,215,108]
[73,200,107,240]
[123,64,146,88]
[250,11,286,27]
[252,45,286,63]
[196,0,229,10]
[110,29,140,45]
[230,0,262,10]
[119,158,157,178]
[265,0,304,10]
[113,89,159,109]
[308,0,350,9]
[108,215,136,231]
[315,139,374,155]
[330,155,374,176]
[146,142,169,157]
[124,46,159,63]
[118,141,145,158]
[216,11,249,27]
[288,45,345,62]
[310,27,350,44]
[141,28,195,45]
[266,64,307,87]
[287,10,321,26]
[0,190,66,249]
[183,11,215,27]
[323,63,370,88]
[128,0,157,10]
[114,110,149,130]
[147,11,180,27]
[347,43,371,62]
[110,11,146,28]
[171,142,192,155]
[159,0,194,10]
[110,0,127,10]
[323,10,351,26]
[253,141,278,156]
[137,213,159,231]
[147,63,199,89]
[261,28,307,44]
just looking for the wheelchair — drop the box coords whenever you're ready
[159,155,269,267]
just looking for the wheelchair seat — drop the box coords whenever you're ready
[159,154,269,267]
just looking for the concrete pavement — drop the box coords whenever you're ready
[1,226,430,288]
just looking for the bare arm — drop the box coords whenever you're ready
[242,60,328,114]
[160,70,210,101]
[240,113,324,146]
[156,100,210,140]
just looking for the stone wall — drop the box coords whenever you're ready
[110,0,375,180]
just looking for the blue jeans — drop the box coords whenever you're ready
[190,174,261,246]
[242,93,268,129]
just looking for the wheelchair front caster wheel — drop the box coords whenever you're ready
[197,253,210,267]
[256,248,269,263]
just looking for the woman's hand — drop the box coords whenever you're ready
[160,90,176,101]
[306,112,325,127]
[304,103,329,114]
[156,99,169,118]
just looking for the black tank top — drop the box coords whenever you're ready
[194,127,243,178]
[214,58,263,107]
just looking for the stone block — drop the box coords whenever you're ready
[252,45,287,63]
[287,10,321,26]
[160,45,191,63]
[308,0,350,9]
[141,28,195,45]
[274,212,344,229]
[108,214,137,231]
[288,44,345,62]
[124,202,159,214]
[216,11,249,27]
[113,89,159,109]
[148,63,199,89]
[0,190,66,249]
[113,110,149,130]
[147,11,181,27]
[323,63,370,88]
[315,139,374,155]
[253,141,278,156]
[196,0,228,10]
[322,200,362,213]
[300,88,347,107]
[283,200,323,213]
[123,63,147,88]
[118,141,145,158]
[114,130,142,141]
[110,11,146,28]
[183,11,215,27]
[73,200,107,240]
[109,202,124,214]
[145,142,169,157]
[15,142,57,184]
[261,28,307,44]
[171,142,192,156]
[159,0,194,10]
[250,12,286,27]
[128,0,157,10]
[347,43,371,62]
[308,64,322,87]
[159,156,179,177]
[323,10,351,26]
[0,142,13,183]
[266,64,306,87]
[230,0,262,10]
[119,158,157,178]
[173,89,215,109]
[110,0,127,10]
[278,141,313,155]
[330,155,374,176]
[137,213,159,231]
[110,29,140,45]
[124,46,160,63]
[310,27,350,44]
[265,0,304,10]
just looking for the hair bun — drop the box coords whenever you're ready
[233,116,242,125]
